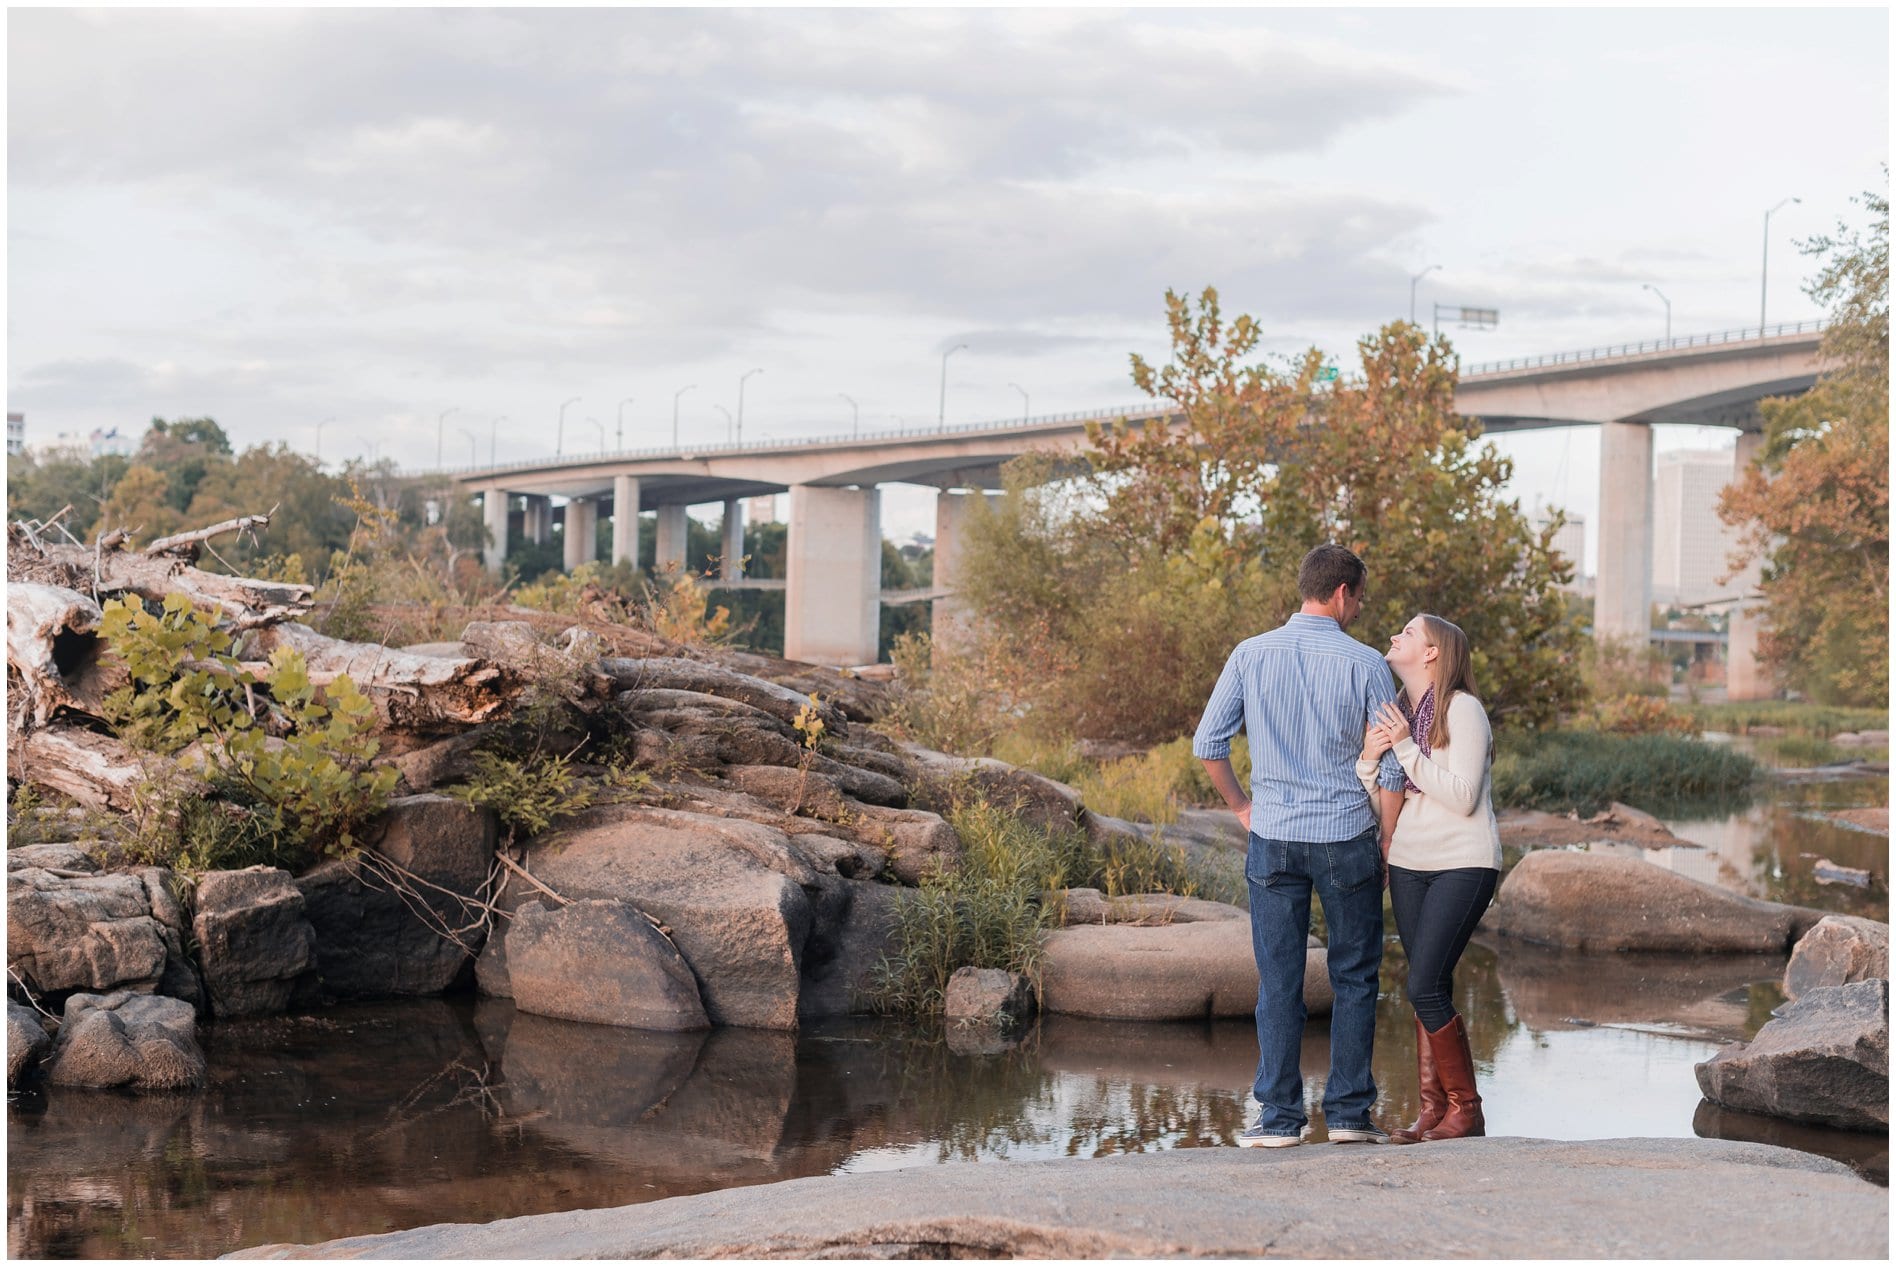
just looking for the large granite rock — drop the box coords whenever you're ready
[7,857,194,1004]
[508,805,816,1029]
[225,1138,1887,1260]
[1695,978,1888,1132]
[192,867,317,1018]
[1040,920,1331,1021]
[1784,915,1889,999]
[44,991,204,1091]
[1053,888,1246,927]
[7,999,52,1085]
[900,743,1084,835]
[295,795,496,1000]
[1487,849,1826,953]
[797,878,905,1019]
[506,899,709,1031]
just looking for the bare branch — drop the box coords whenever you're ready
[143,505,280,557]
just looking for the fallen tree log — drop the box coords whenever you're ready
[11,726,205,815]
[7,584,107,727]
[240,621,517,733]
[8,529,313,629]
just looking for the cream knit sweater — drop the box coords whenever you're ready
[1355,691,1502,872]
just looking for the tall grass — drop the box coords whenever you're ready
[1492,731,1762,817]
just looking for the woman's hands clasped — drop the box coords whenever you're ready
[1361,702,1411,762]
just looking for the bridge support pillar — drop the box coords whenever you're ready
[523,495,551,545]
[1595,420,1653,648]
[785,485,881,666]
[1725,432,1775,700]
[612,476,641,567]
[931,491,998,660]
[720,499,745,582]
[562,498,598,572]
[482,489,509,576]
[655,504,689,575]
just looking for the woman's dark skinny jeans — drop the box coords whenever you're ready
[1387,864,1499,1033]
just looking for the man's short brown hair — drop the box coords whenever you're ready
[1297,543,1367,602]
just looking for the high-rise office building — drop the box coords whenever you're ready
[6,412,22,455]
[1653,449,1746,607]
[1533,508,1589,594]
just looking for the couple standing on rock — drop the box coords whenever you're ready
[1194,543,1502,1148]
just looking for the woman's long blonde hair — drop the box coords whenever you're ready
[1401,614,1478,750]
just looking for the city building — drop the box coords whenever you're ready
[1652,449,1746,607]
[89,426,135,458]
[745,494,778,525]
[1534,508,1590,595]
[6,412,22,456]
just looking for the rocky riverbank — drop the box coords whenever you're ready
[225,1137,1884,1259]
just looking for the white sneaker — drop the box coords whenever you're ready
[1238,1123,1311,1148]
[1328,1124,1391,1145]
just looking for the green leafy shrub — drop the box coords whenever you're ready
[448,749,595,842]
[98,594,398,869]
[1579,693,1701,737]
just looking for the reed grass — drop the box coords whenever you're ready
[1687,701,1888,739]
[1492,731,1762,817]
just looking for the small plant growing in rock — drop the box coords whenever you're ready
[448,749,595,844]
[97,594,398,869]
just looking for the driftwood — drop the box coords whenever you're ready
[143,509,278,558]
[9,528,313,629]
[12,726,204,815]
[240,620,516,733]
[7,584,107,727]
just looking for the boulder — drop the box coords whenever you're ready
[943,967,1036,1028]
[865,810,962,885]
[191,867,317,1018]
[514,805,815,1029]
[7,999,52,1085]
[1695,979,1888,1132]
[6,842,98,873]
[7,863,175,999]
[1040,920,1331,1021]
[295,794,496,1000]
[1784,915,1889,999]
[506,899,709,1031]
[1487,849,1826,953]
[44,991,205,1091]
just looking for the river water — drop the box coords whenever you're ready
[8,773,1886,1258]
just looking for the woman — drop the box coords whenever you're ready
[1358,613,1501,1143]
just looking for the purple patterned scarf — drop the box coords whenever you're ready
[1401,686,1436,794]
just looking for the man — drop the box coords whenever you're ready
[1193,543,1405,1147]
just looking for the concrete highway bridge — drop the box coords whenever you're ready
[445,321,1824,692]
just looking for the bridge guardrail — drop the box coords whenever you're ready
[1460,320,1826,377]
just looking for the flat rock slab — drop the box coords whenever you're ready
[1488,849,1826,953]
[225,1137,1885,1259]
[1041,921,1331,1021]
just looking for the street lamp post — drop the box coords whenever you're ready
[557,396,580,456]
[436,407,458,467]
[587,417,604,450]
[737,368,762,445]
[672,385,696,448]
[1761,196,1801,332]
[1007,382,1029,424]
[713,405,734,442]
[491,416,507,466]
[938,343,968,430]
[1641,283,1672,342]
[616,397,634,450]
[839,393,858,437]
[316,416,334,466]
[1409,264,1441,324]
[460,428,478,466]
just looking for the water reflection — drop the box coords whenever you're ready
[1662,774,1887,921]
[14,929,1881,1261]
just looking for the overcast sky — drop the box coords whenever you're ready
[9,6,1888,562]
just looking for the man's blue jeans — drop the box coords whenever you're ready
[1245,827,1385,1134]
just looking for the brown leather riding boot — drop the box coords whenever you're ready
[1389,1015,1445,1144]
[1419,1014,1485,1141]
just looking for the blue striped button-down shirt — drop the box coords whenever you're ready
[1192,613,1406,843]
